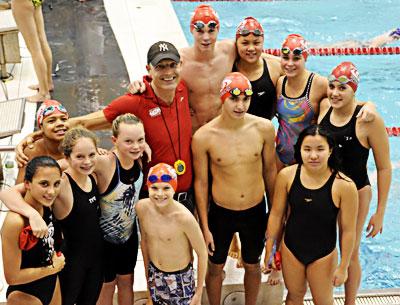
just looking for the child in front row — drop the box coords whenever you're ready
[136,163,207,305]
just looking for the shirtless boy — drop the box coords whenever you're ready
[129,5,236,131]
[180,4,236,130]
[16,99,69,183]
[136,163,208,305]
[192,72,277,305]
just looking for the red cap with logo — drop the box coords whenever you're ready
[328,61,360,92]
[190,4,220,31]
[236,17,264,40]
[220,72,252,103]
[281,33,309,60]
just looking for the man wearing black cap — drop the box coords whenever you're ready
[17,41,195,211]
[68,40,194,208]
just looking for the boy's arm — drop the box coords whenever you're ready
[0,184,47,238]
[262,121,277,209]
[136,202,153,304]
[191,130,213,255]
[262,169,290,273]
[182,214,208,304]
[15,131,43,168]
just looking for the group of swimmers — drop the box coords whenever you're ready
[0,3,395,305]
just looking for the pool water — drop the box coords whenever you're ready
[173,0,400,290]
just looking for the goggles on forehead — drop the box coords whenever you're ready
[230,87,253,97]
[42,104,68,117]
[238,28,263,37]
[281,47,304,56]
[193,20,218,31]
[148,174,174,184]
[327,74,354,85]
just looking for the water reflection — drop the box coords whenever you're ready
[44,0,130,148]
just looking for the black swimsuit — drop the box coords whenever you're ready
[232,58,276,120]
[58,173,104,305]
[320,105,370,189]
[7,208,60,305]
[284,165,339,265]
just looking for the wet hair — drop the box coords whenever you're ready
[112,114,143,137]
[24,156,62,182]
[61,126,98,157]
[294,124,342,172]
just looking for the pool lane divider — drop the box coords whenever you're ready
[264,46,400,56]
[386,127,400,137]
[171,0,283,1]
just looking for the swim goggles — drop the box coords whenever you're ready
[148,174,174,184]
[237,28,263,37]
[192,20,218,31]
[42,104,68,117]
[230,87,253,97]
[327,74,355,85]
[281,47,304,56]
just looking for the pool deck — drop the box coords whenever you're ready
[0,0,399,304]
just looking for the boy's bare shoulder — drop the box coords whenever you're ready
[193,119,219,143]
[136,198,151,215]
[248,114,274,133]
[172,202,196,224]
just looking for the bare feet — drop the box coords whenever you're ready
[267,269,283,286]
[28,84,54,92]
[26,93,51,103]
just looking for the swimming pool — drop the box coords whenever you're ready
[173,0,400,290]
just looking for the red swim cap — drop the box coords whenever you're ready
[236,17,264,40]
[328,62,360,92]
[190,4,220,31]
[281,34,308,60]
[36,99,69,127]
[147,163,178,192]
[220,72,252,103]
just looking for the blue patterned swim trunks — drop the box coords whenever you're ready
[148,262,195,305]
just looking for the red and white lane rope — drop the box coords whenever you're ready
[172,0,282,2]
[386,127,400,137]
[264,46,400,56]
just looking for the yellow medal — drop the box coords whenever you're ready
[174,160,186,175]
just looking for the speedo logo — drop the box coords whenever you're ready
[149,107,161,117]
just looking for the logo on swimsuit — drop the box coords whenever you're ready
[257,91,266,96]
[304,198,312,203]
[344,136,353,141]
[159,43,169,52]
[149,107,161,117]
[89,196,97,204]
